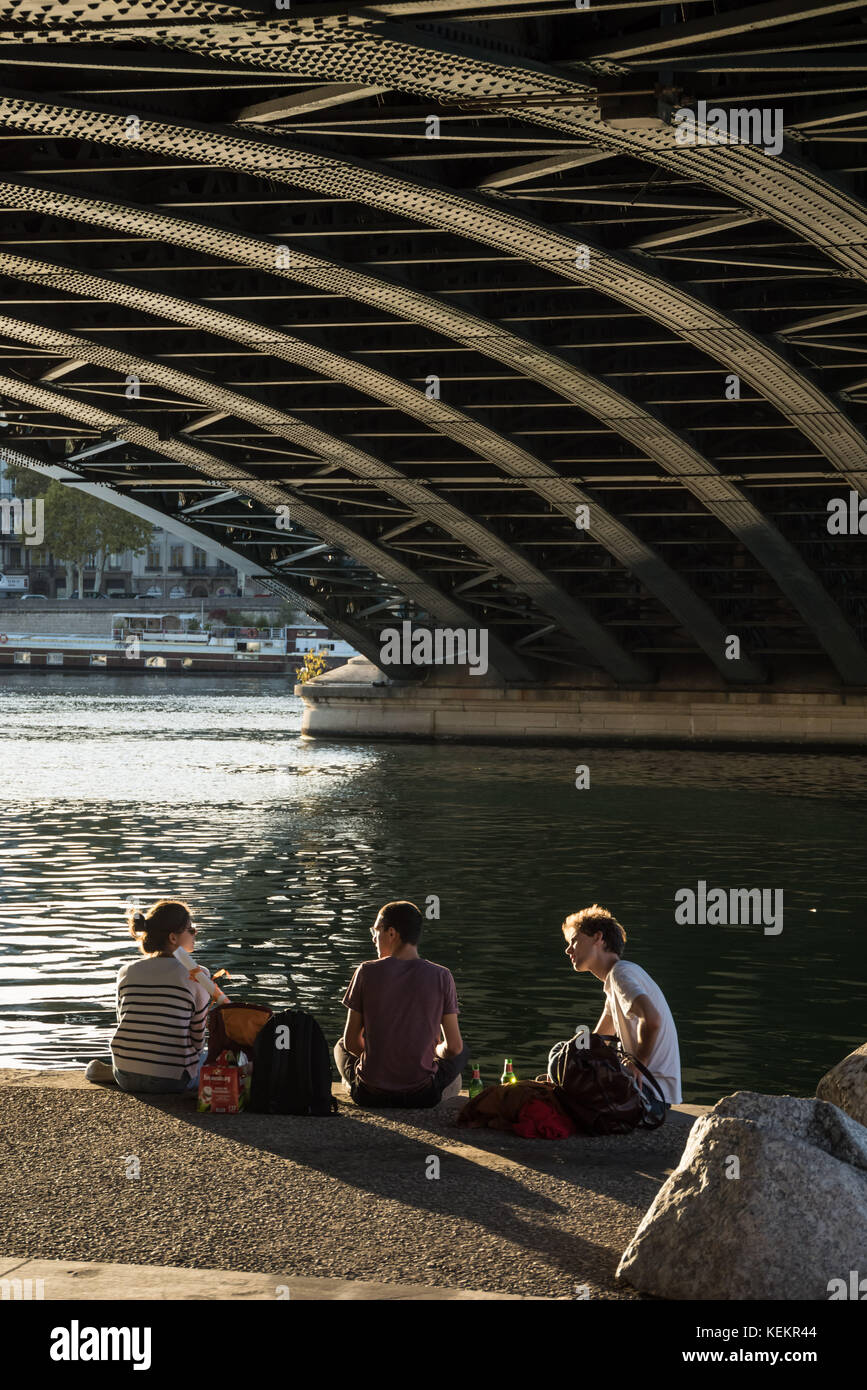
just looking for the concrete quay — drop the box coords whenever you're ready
[0,1070,708,1301]
[0,1255,527,1301]
[297,657,867,746]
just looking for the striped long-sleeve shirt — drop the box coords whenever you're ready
[111,955,211,1079]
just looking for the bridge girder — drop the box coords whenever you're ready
[0,237,781,682]
[0,313,652,681]
[0,4,865,686]
[0,100,864,678]
[0,375,542,680]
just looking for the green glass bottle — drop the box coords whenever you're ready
[501,1057,517,1085]
[468,1063,483,1098]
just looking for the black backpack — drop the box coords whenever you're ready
[249,1008,338,1115]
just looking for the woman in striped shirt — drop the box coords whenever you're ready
[109,899,211,1093]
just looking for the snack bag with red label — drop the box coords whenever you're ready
[197,1048,252,1113]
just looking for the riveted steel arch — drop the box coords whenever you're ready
[0,438,354,642]
[0,104,865,679]
[0,441,273,585]
[0,285,654,686]
[0,438,391,661]
[0,89,859,486]
[2,351,644,687]
[7,7,867,284]
[146,11,867,285]
[0,375,537,681]
[0,176,773,683]
[0,232,767,684]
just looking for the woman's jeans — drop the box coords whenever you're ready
[112,1048,206,1094]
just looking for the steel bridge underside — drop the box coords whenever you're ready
[1,0,867,685]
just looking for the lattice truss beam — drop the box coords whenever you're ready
[0,1,866,683]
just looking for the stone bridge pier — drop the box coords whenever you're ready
[297,658,867,747]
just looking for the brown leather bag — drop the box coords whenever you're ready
[206,1002,273,1062]
[549,1032,666,1134]
[457,1079,574,1132]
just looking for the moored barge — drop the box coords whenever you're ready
[0,613,357,675]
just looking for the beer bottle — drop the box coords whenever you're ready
[501,1057,517,1085]
[468,1063,483,1098]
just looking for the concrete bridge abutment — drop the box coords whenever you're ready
[296,657,867,747]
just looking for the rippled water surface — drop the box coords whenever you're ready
[1,673,865,1101]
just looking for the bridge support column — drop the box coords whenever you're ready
[296,658,867,747]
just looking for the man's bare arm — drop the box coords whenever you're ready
[593,1007,614,1036]
[343,1008,365,1058]
[435,1012,463,1060]
[627,994,661,1067]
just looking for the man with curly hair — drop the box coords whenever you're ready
[557,903,682,1105]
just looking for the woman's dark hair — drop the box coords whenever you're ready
[126,899,193,956]
[379,900,423,945]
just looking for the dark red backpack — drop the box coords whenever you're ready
[549,1032,666,1134]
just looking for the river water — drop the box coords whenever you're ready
[0,673,865,1102]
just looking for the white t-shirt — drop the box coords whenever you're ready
[602,960,682,1104]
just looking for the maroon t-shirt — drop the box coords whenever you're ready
[343,956,459,1092]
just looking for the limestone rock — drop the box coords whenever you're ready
[817,1043,867,1128]
[616,1091,867,1300]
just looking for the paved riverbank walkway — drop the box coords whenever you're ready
[0,1070,709,1300]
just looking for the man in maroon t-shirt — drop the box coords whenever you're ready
[335,900,469,1108]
